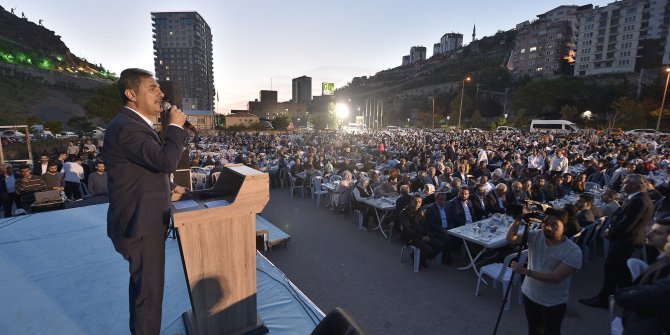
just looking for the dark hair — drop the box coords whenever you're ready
[118,68,154,105]
[47,160,58,167]
[19,163,30,170]
[545,208,569,227]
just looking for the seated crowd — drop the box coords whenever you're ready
[1,141,108,217]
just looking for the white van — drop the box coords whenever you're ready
[346,123,365,134]
[386,126,399,132]
[529,120,579,133]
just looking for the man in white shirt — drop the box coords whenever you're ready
[63,156,85,200]
[549,149,569,178]
[527,148,545,177]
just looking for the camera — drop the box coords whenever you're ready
[506,200,548,222]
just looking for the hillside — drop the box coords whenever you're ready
[336,30,516,126]
[0,5,114,128]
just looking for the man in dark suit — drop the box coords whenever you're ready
[445,140,458,162]
[32,153,50,176]
[447,187,478,227]
[470,183,490,220]
[486,183,508,215]
[102,68,188,334]
[580,174,655,308]
[425,192,460,264]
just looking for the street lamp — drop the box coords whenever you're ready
[335,103,349,129]
[582,110,593,129]
[458,77,471,131]
[656,67,670,131]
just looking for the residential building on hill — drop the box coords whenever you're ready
[573,0,649,76]
[433,33,463,56]
[402,46,426,65]
[509,5,587,79]
[151,11,214,111]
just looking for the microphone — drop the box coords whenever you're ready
[161,101,199,134]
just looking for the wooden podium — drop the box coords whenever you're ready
[172,164,270,335]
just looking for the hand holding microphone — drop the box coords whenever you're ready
[161,101,199,134]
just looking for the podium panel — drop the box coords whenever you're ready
[172,164,269,335]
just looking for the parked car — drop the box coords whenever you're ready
[596,128,624,136]
[496,126,519,133]
[2,129,26,139]
[463,128,486,133]
[624,129,666,137]
[57,131,78,139]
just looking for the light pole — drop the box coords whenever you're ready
[458,77,471,131]
[656,67,670,131]
[432,97,435,129]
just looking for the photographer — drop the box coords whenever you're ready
[506,208,582,335]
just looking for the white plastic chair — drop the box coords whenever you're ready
[288,173,304,199]
[329,174,342,183]
[475,249,529,310]
[585,181,598,192]
[400,245,421,273]
[610,295,623,335]
[626,258,649,282]
[311,176,329,207]
[278,167,289,190]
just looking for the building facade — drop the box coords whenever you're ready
[224,112,259,128]
[573,0,649,76]
[184,110,214,130]
[292,75,312,103]
[151,11,214,111]
[409,46,426,64]
[510,5,584,79]
[433,33,463,56]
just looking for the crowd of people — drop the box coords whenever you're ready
[0,139,107,217]
[181,127,670,334]
[2,124,670,333]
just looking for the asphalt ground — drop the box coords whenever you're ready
[262,187,610,335]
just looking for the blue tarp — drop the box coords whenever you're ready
[0,204,322,334]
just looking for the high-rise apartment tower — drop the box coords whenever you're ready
[151,11,214,111]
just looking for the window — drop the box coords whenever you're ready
[520,48,526,53]
[530,47,537,52]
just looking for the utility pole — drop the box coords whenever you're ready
[432,97,435,129]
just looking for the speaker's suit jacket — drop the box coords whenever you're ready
[103,107,187,239]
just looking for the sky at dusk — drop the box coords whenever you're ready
[3,0,612,114]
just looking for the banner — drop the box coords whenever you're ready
[322,82,334,96]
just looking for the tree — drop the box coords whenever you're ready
[560,105,579,121]
[67,116,93,133]
[511,108,530,128]
[609,97,646,129]
[309,112,338,131]
[84,83,121,123]
[44,120,63,134]
[25,115,42,129]
[469,109,485,128]
[271,114,292,130]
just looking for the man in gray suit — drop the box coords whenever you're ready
[102,68,188,334]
